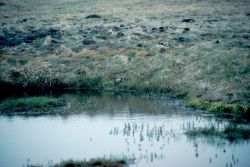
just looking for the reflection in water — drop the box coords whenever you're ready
[0,92,250,167]
[183,121,250,167]
[109,117,250,167]
[109,122,179,164]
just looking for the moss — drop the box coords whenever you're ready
[186,97,210,110]
[0,96,65,112]
[186,97,249,114]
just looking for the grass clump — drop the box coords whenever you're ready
[185,125,250,142]
[7,57,17,65]
[23,158,127,167]
[186,97,249,114]
[55,159,127,167]
[0,96,65,112]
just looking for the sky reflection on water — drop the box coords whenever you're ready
[0,93,250,167]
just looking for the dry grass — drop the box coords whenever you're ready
[0,0,249,113]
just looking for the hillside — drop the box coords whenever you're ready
[0,0,249,114]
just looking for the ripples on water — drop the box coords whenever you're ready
[0,92,249,167]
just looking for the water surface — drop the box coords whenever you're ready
[0,93,249,167]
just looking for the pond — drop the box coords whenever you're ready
[0,92,250,167]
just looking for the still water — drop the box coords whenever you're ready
[0,93,250,167]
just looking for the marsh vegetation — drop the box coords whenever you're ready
[185,124,250,142]
[0,96,64,113]
[25,158,128,167]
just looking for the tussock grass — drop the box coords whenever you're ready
[186,97,249,114]
[0,96,65,112]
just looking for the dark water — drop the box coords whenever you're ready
[0,93,250,167]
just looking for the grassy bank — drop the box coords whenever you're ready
[185,97,250,119]
[0,96,65,113]
[0,0,249,115]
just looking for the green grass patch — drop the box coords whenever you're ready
[186,97,249,114]
[0,96,65,112]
